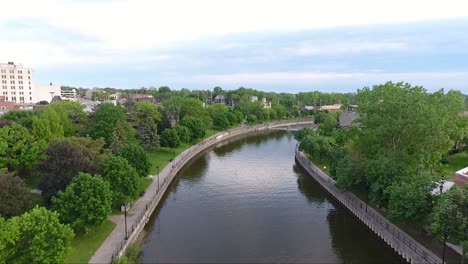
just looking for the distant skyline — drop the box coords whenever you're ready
[2,0,468,93]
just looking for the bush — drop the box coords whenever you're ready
[175,125,191,143]
[118,144,151,178]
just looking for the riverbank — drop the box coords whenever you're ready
[295,145,442,264]
[89,119,315,263]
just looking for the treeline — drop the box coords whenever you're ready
[295,82,468,261]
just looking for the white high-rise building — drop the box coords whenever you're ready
[0,62,34,104]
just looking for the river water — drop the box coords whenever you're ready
[142,131,404,263]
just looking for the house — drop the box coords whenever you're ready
[212,95,226,104]
[251,96,258,102]
[127,94,154,103]
[454,167,468,186]
[0,96,20,111]
[304,106,314,111]
[261,98,271,108]
[320,104,343,112]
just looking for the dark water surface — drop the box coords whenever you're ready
[142,131,404,263]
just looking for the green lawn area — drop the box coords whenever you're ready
[25,174,41,189]
[309,154,331,175]
[148,128,220,175]
[441,150,468,180]
[66,220,116,264]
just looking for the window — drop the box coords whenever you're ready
[10,80,14,84]
[1,75,5,78]
[29,81,31,84]
[18,70,22,74]
[9,70,14,74]
[19,81,22,84]
[19,86,23,89]
[0,69,5,73]
[29,97,32,100]
[28,76,30,79]
[10,75,14,79]
[5,97,8,101]
[28,71,30,74]
[11,86,15,89]
[29,86,31,90]
[12,97,16,101]
[18,76,22,79]
[12,92,16,95]
[1,80,6,84]
[29,92,31,95]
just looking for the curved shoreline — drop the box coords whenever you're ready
[90,119,315,263]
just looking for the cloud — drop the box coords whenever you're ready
[286,41,409,56]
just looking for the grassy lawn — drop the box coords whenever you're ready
[148,128,220,175]
[25,175,41,189]
[441,150,468,180]
[308,154,331,175]
[66,220,116,264]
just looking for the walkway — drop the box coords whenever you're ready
[90,119,315,264]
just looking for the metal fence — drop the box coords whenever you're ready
[108,119,315,263]
[295,145,442,264]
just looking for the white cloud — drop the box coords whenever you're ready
[287,41,409,56]
[2,0,468,52]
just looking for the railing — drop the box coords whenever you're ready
[294,145,442,264]
[107,119,315,263]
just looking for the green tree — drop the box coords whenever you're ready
[139,116,160,151]
[212,112,230,129]
[49,101,87,136]
[32,106,64,142]
[175,125,191,143]
[118,144,151,178]
[160,128,181,149]
[100,155,139,205]
[246,114,257,124]
[38,137,106,204]
[0,110,35,129]
[180,116,205,139]
[0,174,33,218]
[86,103,136,147]
[110,121,130,153]
[388,174,432,225]
[52,173,112,232]
[0,123,45,173]
[0,206,74,263]
[430,185,468,263]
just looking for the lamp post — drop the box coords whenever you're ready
[439,175,445,195]
[156,166,160,191]
[442,226,448,264]
[172,148,175,160]
[122,202,130,240]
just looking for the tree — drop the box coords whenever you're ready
[294,127,316,141]
[49,101,87,136]
[38,138,106,204]
[0,110,35,129]
[86,103,136,147]
[32,106,64,142]
[118,144,151,178]
[0,174,33,218]
[0,123,45,173]
[175,125,191,143]
[138,116,160,151]
[100,155,139,205]
[430,185,468,263]
[160,128,181,149]
[110,121,130,153]
[0,206,74,263]
[246,114,257,124]
[388,174,433,225]
[212,112,230,129]
[52,173,112,232]
[180,116,205,139]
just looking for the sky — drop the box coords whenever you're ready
[2,0,468,93]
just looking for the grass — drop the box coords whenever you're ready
[148,128,221,175]
[25,174,41,189]
[66,220,116,264]
[307,154,331,175]
[441,150,468,180]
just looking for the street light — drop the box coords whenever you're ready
[121,202,130,240]
[442,226,448,264]
[156,166,160,191]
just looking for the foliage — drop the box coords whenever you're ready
[294,127,315,141]
[160,128,181,149]
[100,155,139,205]
[175,125,191,143]
[212,112,230,129]
[0,110,35,129]
[429,185,467,259]
[110,121,131,153]
[180,116,206,139]
[52,173,112,233]
[0,123,45,173]
[138,116,160,151]
[38,138,105,204]
[32,106,64,142]
[0,174,33,218]
[0,206,74,264]
[246,114,257,124]
[49,101,87,136]
[86,103,135,147]
[118,144,151,178]
[388,174,433,224]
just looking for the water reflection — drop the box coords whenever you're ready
[141,131,402,263]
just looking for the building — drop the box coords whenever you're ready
[454,168,468,186]
[0,96,20,110]
[0,62,34,104]
[212,95,226,104]
[61,89,77,101]
[35,83,61,103]
[320,104,343,112]
[261,98,271,108]
[251,96,258,102]
[127,94,154,103]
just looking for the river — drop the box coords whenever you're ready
[141,131,404,263]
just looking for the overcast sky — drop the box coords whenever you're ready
[2,0,468,93]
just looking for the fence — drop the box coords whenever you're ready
[107,119,315,263]
[295,145,443,264]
